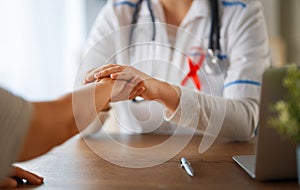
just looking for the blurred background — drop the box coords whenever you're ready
[0,0,299,101]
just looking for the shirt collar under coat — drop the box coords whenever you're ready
[145,0,210,27]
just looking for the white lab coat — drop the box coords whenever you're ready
[82,0,270,141]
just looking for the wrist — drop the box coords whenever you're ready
[94,80,113,111]
[148,79,181,113]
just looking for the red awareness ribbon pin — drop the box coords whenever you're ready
[181,48,205,90]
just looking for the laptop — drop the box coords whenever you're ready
[233,67,297,181]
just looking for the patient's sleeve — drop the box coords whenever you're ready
[0,88,33,181]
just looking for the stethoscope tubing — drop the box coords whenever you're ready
[129,0,220,54]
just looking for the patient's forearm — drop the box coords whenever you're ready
[18,81,113,161]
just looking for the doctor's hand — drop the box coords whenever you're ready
[91,64,181,113]
[98,77,145,102]
[84,71,145,110]
[84,64,121,85]
[84,64,149,86]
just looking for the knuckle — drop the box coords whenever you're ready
[115,66,122,70]
[108,63,115,67]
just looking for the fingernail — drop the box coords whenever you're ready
[39,176,44,182]
[34,178,43,184]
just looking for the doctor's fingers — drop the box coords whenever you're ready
[111,80,144,102]
[110,71,148,82]
[124,80,146,100]
[100,63,121,70]
[84,64,118,84]
[129,81,146,99]
[84,67,104,84]
[84,73,96,85]
[93,65,126,80]
[110,80,132,102]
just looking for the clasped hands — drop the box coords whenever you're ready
[84,64,160,102]
[84,64,180,113]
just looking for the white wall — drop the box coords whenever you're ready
[282,0,300,65]
[0,0,86,101]
[260,0,300,65]
[260,0,280,36]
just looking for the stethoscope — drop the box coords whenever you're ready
[128,0,222,76]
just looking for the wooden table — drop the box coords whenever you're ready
[15,134,297,190]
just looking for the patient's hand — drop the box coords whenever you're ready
[0,166,43,189]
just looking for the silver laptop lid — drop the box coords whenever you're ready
[255,67,297,181]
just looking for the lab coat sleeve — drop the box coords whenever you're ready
[165,87,259,141]
[165,0,270,141]
[0,88,33,181]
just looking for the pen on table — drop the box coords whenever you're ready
[180,157,194,177]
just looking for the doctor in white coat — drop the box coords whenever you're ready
[82,0,270,141]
